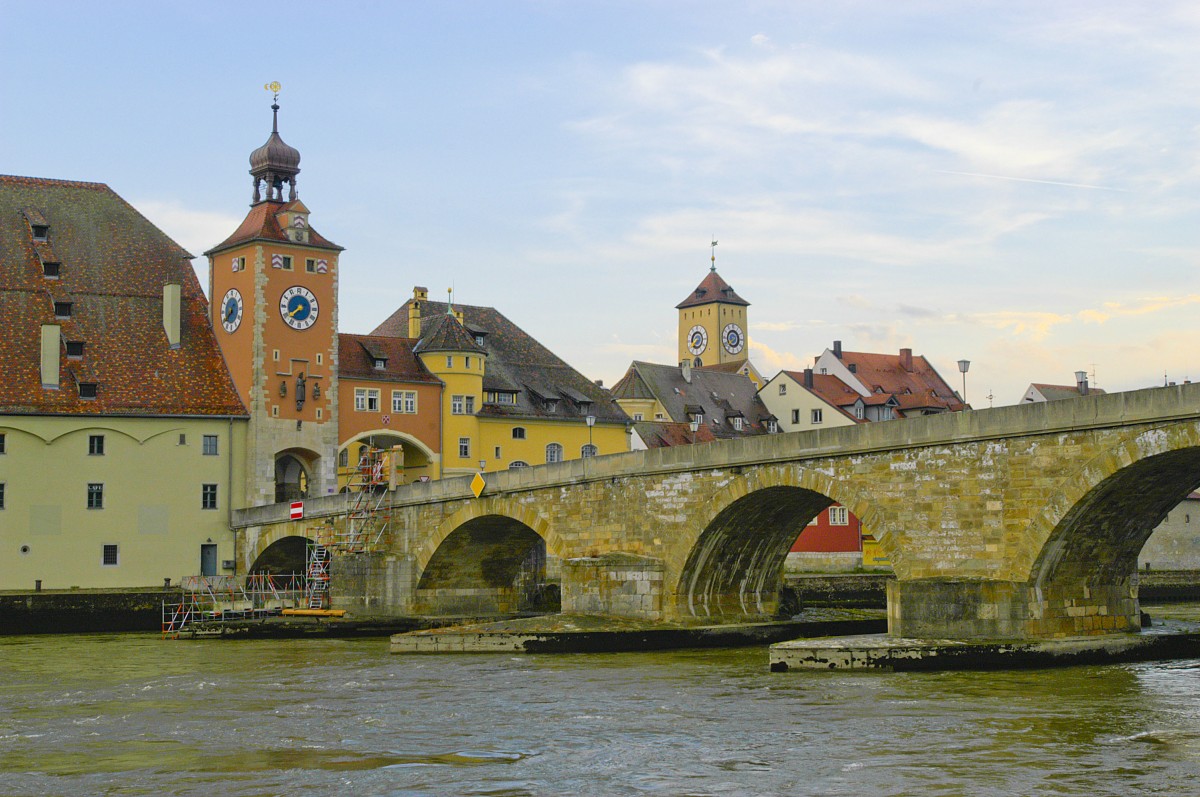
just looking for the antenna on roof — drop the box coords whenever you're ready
[710,238,718,272]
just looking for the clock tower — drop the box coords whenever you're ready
[206,97,344,507]
[676,256,750,370]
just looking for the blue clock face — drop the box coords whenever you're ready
[279,286,319,330]
[722,323,744,355]
[221,288,243,333]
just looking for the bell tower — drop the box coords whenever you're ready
[675,242,750,368]
[206,86,344,507]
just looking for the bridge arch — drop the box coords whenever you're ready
[412,498,563,616]
[675,465,886,620]
[1019,423,1200,633]
[247,533,313,576]
[337,429,438,488]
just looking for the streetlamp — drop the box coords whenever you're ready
[957,359,970,405]
[479,459,486,473]
[585,414,596,456]
[689,417,700,445]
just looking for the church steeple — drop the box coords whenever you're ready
[249,92,301,205]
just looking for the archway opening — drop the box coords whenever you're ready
[1030,447,1200,636]
[275,454,310,503]
[248,535,309,577]
[416,516,558,616]
[337,433,436,491]
[679,485,834,621]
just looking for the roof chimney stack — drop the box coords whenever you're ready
[163,283,181,349]
[1075,370,1089,396]
[681,359,692,383]
[803,368,814,388]
[900,348,913,372]
[833,340,842,359]
[41,325,60,389]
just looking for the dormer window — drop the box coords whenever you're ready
[66,341,85,359]
[373,358,387,370]
[78,382,98,399]
[43,261,60,278]
[767,419,778,433]
[732,417,744,431]
[31,224,48,241]
[545,398,559,414]
[474,335,485,347]
[54,301,72,319]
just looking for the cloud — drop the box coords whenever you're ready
[749,339,807,373]
[132,200,242,258]
[1077,294,1200,324]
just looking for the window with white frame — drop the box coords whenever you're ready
[779,383,787,395]
[509,461,529,469]
[458,437,471,458]
[465,396,475,414]
[791,409,800,424]
[581,444,598,458]
[633,413,643,421]
[452,395,470,414]
[202,484,218,510]
[202,434,219,455]
[445,356,453,369]
[545,443,563,463]
[393,390,417,413]
[767,419,778,433]
[88,434,104,455]
[102,544,119,566]
[829,506,849,525]
[87,483,104,509]
[811,409,823,424]
[355,388,380,411]
[854,404,864,420]
[731,417,743,431]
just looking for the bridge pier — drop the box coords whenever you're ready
[887,577,1140,640]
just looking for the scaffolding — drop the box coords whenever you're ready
[161,573,305,638]
[332,446,392,553]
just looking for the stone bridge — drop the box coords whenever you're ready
[232,383,1200,640]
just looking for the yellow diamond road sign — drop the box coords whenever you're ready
[471,472,486,498]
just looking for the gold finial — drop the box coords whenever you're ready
[710,238,718,272]
[446,287,454,314]
[264,81,282,102]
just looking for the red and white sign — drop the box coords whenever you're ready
[290,501,304,520]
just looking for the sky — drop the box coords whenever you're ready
[3,1,1198,406]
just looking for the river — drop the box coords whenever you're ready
[2,618,1200,795]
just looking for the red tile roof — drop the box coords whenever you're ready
[205,200,341,254]
[338,333,440,384]
[633,420,719,448]
[0,175,246,417]
[676,269,750,309]
[837,349,966,412]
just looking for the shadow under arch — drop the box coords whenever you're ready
[248,534,312,577]
[414,500,562,616]
[676,468,885,621]
[338,429,438,487]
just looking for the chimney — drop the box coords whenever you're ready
[1075,370,1089,396]
[163,283,181,349]
[681,359,692,383]
[40,324,60,389]
[833,340,842,359]
[408,286,427,338]
[803,368,814,388]
[900,348,913,372]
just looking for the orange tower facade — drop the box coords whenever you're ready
[205,100,343,506]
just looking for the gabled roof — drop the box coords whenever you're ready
[411,313,487,355]
[372,299,628,424]
[1028,383,1108,401]
[780,371,864,422]
[205,199,341,255]
[632,420,719,448]
[337,334,440,384]
[612,361,771,439]
[0,175,245,417]
[676,269,750,309]
[833,349,965,412]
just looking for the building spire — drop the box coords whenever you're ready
[710,238,718,272]
[249,81,301,205]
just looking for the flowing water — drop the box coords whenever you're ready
[2,624,1200,796]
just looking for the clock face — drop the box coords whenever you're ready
[722,323,745,355]
[687,325,708,356]
[220,288,243,333]
[279,286,319,330]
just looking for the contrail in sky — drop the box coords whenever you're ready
[935,170,1130,192]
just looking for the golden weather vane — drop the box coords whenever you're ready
[264,81,282,102]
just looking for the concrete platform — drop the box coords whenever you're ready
[390,609,885,654]
[769,620,1200,672]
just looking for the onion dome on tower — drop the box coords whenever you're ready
[249,100,301,205]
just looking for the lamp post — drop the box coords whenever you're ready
[689,417,700,445]
[479,459,486,473]
[957,359,970,405]
[585,414,596,456]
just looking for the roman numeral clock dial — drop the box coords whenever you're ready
[279,286,319,330]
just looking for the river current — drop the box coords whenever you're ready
[2,624,1200,796]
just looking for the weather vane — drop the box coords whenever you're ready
[264,81,282,103]
[710,238,718,271]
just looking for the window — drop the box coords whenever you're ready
[494,446,501,458]
[692,413,704,425]
[232,256,245,272]
[87,483,104,509]
[66,340,84,359]
[393,390,417,413]
[546,399,559,414]
[494,392,516,405]
[791,409,800,424]
[373,358,386,370]
[731,417,744,431]
[512,427,526,440]
[581,444,598,458]
[78,383,97,399]
[811,409,823,424]
[354,388,380,411]
[316,353,323,365]
[446,356,453,369]
[854,404,864,420]
[465,396,475,414]
[465,356,472,369]
[339,448,350,468]
[475,335,486,346]
[43,261,60,278]
[767,419,778,433]
[54,301,72,318]
[202,435,218,455]
[306,258,317,273]
[0,433,5,453]
[102,544,119,566]
[820,368,827,375]
[31,224,48,241]
[178,434,187,445]
[546,443,563,463]
[452,395,475,414]
[273,349,280,362]
[458,437,471,458]
[509,461,529,469]
[632,413,643,421]
[0,482,5,509]
[655,413,665,420]
[88,434,104,455]
[279,255,293,270]
[202,484,218,510]
[779,383,787,395]
[829,506,849,525]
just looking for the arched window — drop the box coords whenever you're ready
[545,443,563,464]
[581,444,598,458]
[512,427,527,440]
[509,460,529,469]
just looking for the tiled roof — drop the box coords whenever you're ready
[612,361,772,439]
[0,175,246,417]
[836,349,965,412]
[372,299,629,424]
[676,269,750,309]
[1030,383,1108,401]
[411,313,487,355]
[337,333,440,384]
[697,360,748,374]
[205,200,341,254]
[783,371,864,421]
[633,420,719,448]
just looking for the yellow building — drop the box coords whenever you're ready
[0,176,248,589]
[371,288,630,476]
